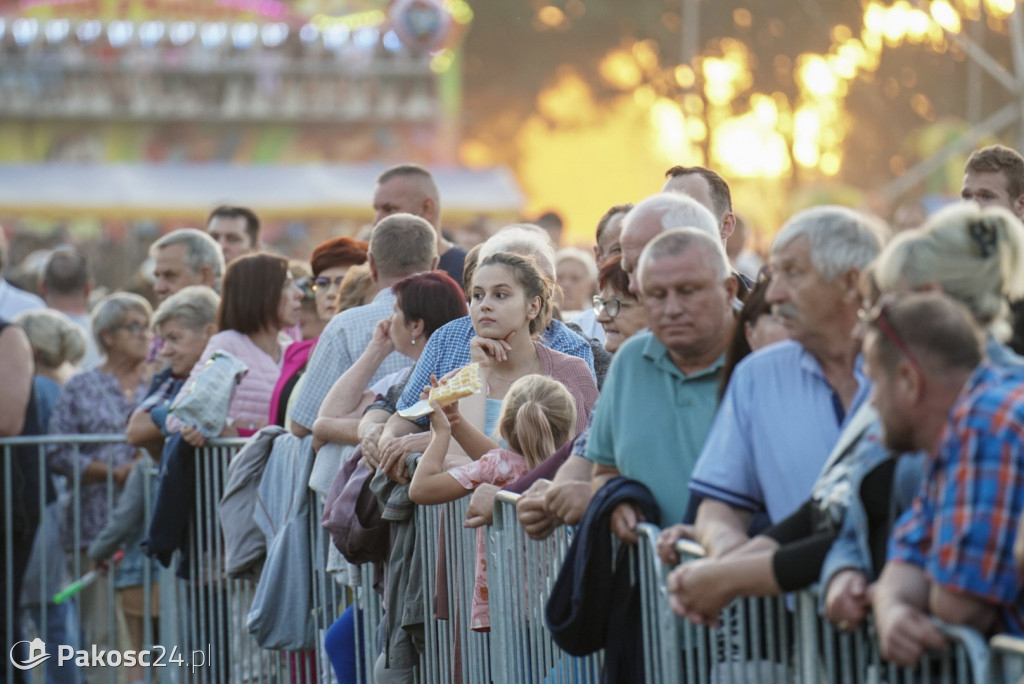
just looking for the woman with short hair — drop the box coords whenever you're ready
[47,292,154,668]
[268,237,369,429]
[126,285,220,456]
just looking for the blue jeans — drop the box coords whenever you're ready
[324,604,363,684]
[22,602,82,684]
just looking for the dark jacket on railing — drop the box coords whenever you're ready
[546,477,661,684]
[141,433,196,575]
[370,452,425,671]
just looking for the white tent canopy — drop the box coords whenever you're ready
[0,163,525,219]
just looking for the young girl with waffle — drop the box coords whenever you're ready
[409,374,577,631]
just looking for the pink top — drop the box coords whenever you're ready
[267,337,317,426]
[449,448,531,631]
[536,342,598,438]
[167,330,287,436]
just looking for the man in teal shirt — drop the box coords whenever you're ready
[588,227,737,541]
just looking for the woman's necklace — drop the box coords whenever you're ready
[491,352,542,387]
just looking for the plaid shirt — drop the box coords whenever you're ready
[889,363,1024,635]
[396,316,595,418]
[290,288,412,430]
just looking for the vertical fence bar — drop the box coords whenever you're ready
[990,634,1024,684]
[3,443,13,684]
[635,523,682,683]
[486,493,604,684]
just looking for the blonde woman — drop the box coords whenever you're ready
[873,201,1024,361]
[15,309,87,426]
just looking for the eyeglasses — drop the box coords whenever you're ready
[312,275,346,291]
[593,295,635,319]
[114,322,148,335]
[859,302,924,375]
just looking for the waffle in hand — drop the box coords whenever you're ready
[429,362,482,407]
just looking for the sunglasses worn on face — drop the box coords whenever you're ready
[859,302,924,375]
[593,295,635,319]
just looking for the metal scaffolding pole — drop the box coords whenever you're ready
[681,0,699,67]
[882,2,1024,202]
[1008,3,1024,151]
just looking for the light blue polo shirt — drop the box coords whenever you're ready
[586,331,723,525]
[689,339,870,523]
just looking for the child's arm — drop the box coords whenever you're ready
[426,374,497,460]
[447,403,498,460]
[409,402,474,505]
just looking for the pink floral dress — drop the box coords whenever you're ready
[448,448,530,631]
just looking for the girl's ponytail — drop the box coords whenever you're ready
[510,401,557,469]
[499,375,577,469]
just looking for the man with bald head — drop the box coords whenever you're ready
[618,193,720,294]
[372,164,467,285]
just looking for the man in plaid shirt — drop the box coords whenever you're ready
[866,293,1024,666]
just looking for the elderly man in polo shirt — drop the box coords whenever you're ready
[289,214,438,437]
[590,227,738,542]
[514,194,726,539]
[688,206,881,557]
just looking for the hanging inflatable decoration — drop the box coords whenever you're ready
[389,0,451,53]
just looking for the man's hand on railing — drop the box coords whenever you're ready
[544,481,591,527]
[610,501,644,545]
[824,569,871,632]
[464,483,500,528]
[656,524,695,566]
[378,431,431,484]
[516,480,560,540]
[360,422,386,470]
[666,559,726,627]
[873,600,948,667]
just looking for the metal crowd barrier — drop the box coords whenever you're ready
[661,534,991,684]
[488,492,603,684]
[662,534,795,684]
[794,590,991,684]
[354,564,381,683]
[13,433,1015,684]
[2,435,351,684]
[415,496,491,683]
[989,634,1024,684]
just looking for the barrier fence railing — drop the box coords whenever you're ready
[6,434,1019,684]
[2,435,351,684]
[488,492,603,684]
[667,533,992,684]
[414,496,491,683]
[989,634,1024,684]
